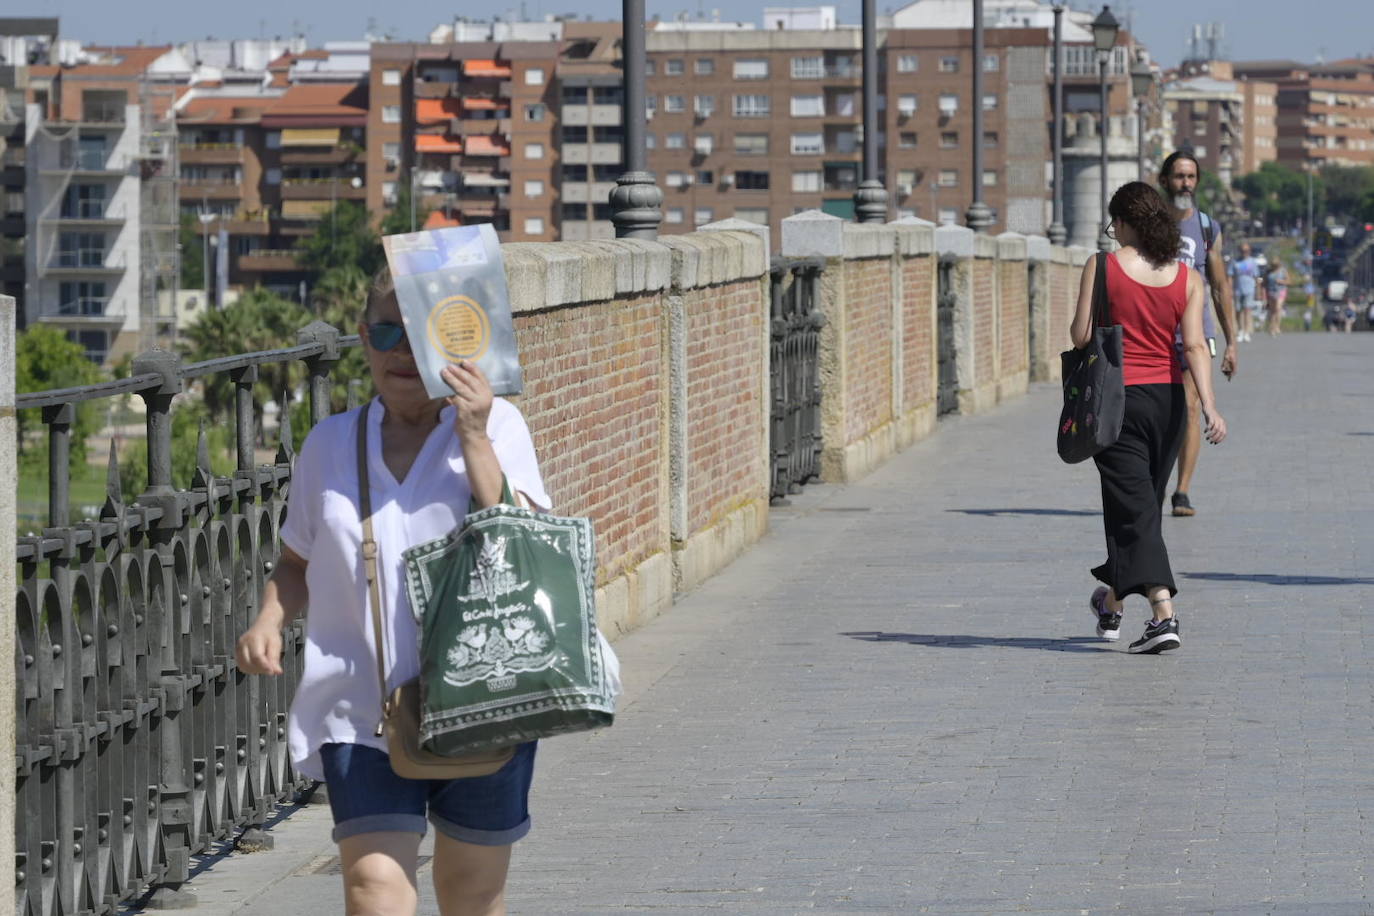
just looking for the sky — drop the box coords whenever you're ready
[35,0,1374,70]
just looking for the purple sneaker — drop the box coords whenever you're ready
[1090,586,1122,640]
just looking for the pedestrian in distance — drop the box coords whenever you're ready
[1073,182,1228,654]
[1230,243,1262,343]
[236,266,553,916]
[1264,260,1289,336]
[1158,150,1237,519]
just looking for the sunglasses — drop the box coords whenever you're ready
[367,321,408,351]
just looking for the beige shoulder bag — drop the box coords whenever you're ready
[355,402,514,779]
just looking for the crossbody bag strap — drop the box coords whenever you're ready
[355,402,390,737]
[1093,250,1113,328]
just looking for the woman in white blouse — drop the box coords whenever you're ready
[236,268,550,916]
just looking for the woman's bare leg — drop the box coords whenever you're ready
[338,831,423,916]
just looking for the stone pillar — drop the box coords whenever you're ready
[1025,235,1055,382]
[1,295,16,913]
[995,231,1030,401]
[1063,112,1140,248]
[934,224,979,414]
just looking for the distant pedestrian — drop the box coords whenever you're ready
[1264,261,1289,336]
[1158,150,1237,520]
[1074,182,1228,654]
[1230,243,1262,342]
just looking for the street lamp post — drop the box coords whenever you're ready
[853,0,888,222]
[197,193,214,308]
[1047,3,1067,245]
[1130,53,1153,182]
[1091,5,1120,249]
[965,0,994,230]
[610,0,663,238]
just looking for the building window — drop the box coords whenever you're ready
[833,130,856,153]
[939,56,960,73]
[666,207,685,224]
[791,95,825,117]
[696,59,714,75]
[525,180,545,198]
[694,134,713,155]
[694,207,714,225]
[524,217,545,235]
[791,56,823,79]
[897,54,918,73]
[526,67,545,85]
[696,169,714,184]
[982,94,998,111]
[939,207,958,225]
[733,95,771,118]
[382,105,401,123]
[940,131,959,149]
[792,170,822,192]
[645,59,655,76]
[666,171,686,188]
[265,168,282,185]
[382,142,400,168]
[526,103,546,121]
[832,93,856,117]
[734,132,769,155]
[982,169,998,187]
[897,94,918,115]
[938,169,958,187]
[664,94,686,113]
[694,95,715,117]
[790,132,824,154]
[645,95,656,117]
[525,142,545,160]
[983,54,999,72]
[382,181,398,204]
[939,94,959,116]
[983,131,999,148]
[382,69,401,86]
[898,132,917,149]
[562,125,588,143]
[735,207,768,223]
[734,59,769,80]
[666,59,685,76]
[735,170,770,190]
[664,133,685,149]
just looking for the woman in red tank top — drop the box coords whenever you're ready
[1069,182,1229,654]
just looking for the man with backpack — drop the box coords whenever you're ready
[1158,150,1238,517]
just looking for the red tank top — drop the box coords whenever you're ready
[1104,253,1187,386]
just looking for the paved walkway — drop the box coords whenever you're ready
[150,332,1373,915]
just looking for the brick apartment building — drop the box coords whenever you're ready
[1231,58,1374,170]
[1163,59,1277,184]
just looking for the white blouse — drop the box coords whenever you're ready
[281,396,551,781]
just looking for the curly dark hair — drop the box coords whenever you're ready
[1108,182,1181,267]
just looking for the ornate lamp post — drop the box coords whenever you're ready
[1130,53,1154,182]
[1091,5,1119,248]
[853,0,888,222]
[1047,3,1067,245]
[965,0,994,230]
[610,0,663,239]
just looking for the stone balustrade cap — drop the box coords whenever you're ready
[842,223,896,260]
[974,233,999,259]
[996,231,1028,261]
[781,209,845,259]
[1024,235,1053,262]
[934,223,976,258]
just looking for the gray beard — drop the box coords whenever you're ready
[1171,192,1195,211]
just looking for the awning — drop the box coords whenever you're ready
[423,210,461,230]
[281,200,331,220]
[462,135,510,157]
[462,59,512,78]
[461,97,502,111]
[415,134,463,153]
[416,98,462,124]
[281,128,340,147]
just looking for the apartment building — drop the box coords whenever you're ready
[368,40,559,240]
[557,23,625,240]
[1163,60,1277,184]
[1232,59,1374,169]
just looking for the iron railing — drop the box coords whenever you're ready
[768,257,825,501]
[14,321,359,915]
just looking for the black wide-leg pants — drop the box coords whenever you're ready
[1091,383,1186,599]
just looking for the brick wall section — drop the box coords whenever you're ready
[999,259,1029,375]
[685,279,768,534]
[1050,260,1076,353]
[901,256,936,409]
[513,295,666,587]
[972,258,997,387]
[844,258,895,444]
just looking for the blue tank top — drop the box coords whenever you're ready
[1176,210,1216,340]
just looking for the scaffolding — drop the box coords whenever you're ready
[137,76,179,352]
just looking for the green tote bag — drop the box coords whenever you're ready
[401,482,619,757]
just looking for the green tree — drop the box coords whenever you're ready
[180,212,206,290]
[1234,162,1323,234]
[295,201,385,277]
[118,401,236,497]
[1319,165,1374,223]
[15,326,105,473]
[378,181,430,238]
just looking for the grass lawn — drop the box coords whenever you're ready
[16,462,111,533]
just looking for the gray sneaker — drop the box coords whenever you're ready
[1128,617,1181,654]
[1089,586,1122,640]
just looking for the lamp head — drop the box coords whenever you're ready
[1091,5,1120,54]
[1130,57,1153,97]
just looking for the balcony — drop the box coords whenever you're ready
[47,251,125,274]
[46,201,127,225]
[280,147,360,166]
[56,296,111,317]
[455,117,513,138]
[560,104,622,127]
[180,180,243,200]
[414,80,457,99]
[561,143,623,166]
[178,143,244,165]
[78,104,127,127]
[238,249,302,272]
[280,179,366,201]
[47,152,124,174]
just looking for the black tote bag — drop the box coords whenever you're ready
[1057,251,1124,464]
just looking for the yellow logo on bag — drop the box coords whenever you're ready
[427,295,491,362]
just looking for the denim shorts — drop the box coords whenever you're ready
[318,741,536,845]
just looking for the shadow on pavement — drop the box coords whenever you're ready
[842,631,1112,652]
[1183,572,1374,586]
[1347,431,1374,436]
[947,508,1101,517]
